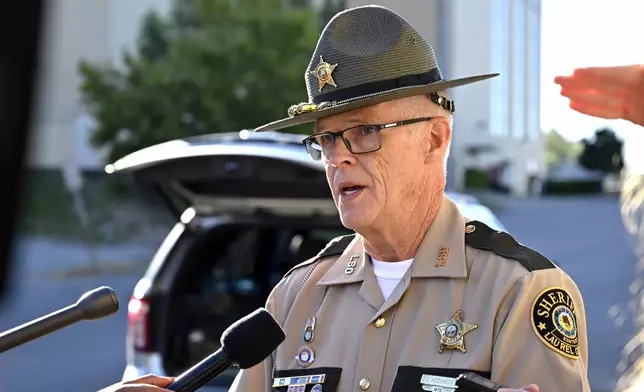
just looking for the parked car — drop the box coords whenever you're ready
[112,130,507,389]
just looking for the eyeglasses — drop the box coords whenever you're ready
[302,117,433,161]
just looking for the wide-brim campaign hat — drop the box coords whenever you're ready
[254,5,499,132]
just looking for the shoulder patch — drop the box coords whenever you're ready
[283,234,356,279]
[531,287,580,359]
[464,220,556,271]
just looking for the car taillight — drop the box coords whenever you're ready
[127,296,150,352]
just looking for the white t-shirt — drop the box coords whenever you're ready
[370,257,414,300]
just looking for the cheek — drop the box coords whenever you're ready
[325,166,338,201]
[368,157,392,203]
[370,155,388,185]
[376,152,424,201]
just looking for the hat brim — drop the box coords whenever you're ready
[254,73,499,132]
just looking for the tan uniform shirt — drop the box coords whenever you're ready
[229,195,590,392]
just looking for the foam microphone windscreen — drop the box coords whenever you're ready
[220,307,286,369]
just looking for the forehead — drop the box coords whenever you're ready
[314,102,390,134]
[313,94,437,134]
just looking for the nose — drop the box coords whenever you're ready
[326,137,357,167]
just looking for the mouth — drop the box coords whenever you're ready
[338,183,366,200]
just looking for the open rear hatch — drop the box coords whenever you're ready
[112,132,345,384]
[107,131,338,220]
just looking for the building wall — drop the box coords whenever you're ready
[346,0,544,196]
[28,0,171,170]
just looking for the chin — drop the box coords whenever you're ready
[338,207,376,231]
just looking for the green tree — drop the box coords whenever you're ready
[578,128,625,174]
[544,129,582,168]
[78,0,320,164]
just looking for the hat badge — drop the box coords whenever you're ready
[310,55,338,91]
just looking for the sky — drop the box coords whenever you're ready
[541,0,644,172]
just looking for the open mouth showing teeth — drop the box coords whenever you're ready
[340,186,364,196]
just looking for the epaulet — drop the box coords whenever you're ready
[464,220,556,271]
[283,234,356,279]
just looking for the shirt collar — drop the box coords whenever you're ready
[317,194,468,287]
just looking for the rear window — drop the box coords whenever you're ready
[164,224,350,378]
[196,227,350,295]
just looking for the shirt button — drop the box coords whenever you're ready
[359,378,371,390]
[373,317,386,328]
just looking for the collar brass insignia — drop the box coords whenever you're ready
[310,56,338,91]
[436,310,478,353]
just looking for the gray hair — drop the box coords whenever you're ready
[407,92,453,168]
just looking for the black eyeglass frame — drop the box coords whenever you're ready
[302,116,434,161]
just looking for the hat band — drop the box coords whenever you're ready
[312,68,443,104]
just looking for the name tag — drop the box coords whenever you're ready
[420,374,457,392]
[272,374,326,388]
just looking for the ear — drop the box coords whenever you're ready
[422,118,452,164]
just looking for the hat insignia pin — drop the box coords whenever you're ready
[310,56,338,91]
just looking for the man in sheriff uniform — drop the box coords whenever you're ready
[230,5,590,392]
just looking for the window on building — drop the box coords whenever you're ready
[436,0,451,77]
[526,1,541,142]
[318,0,346,27]
[491,0,510,138]
[511,0,526,142]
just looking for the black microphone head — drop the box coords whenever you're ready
[220,307,285,369]
[75,286,119,320]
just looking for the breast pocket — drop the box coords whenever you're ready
[391,366,491,392]
[272,368,342,392]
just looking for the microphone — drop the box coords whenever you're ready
[0,286,119,353]
[166,307,286,392]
